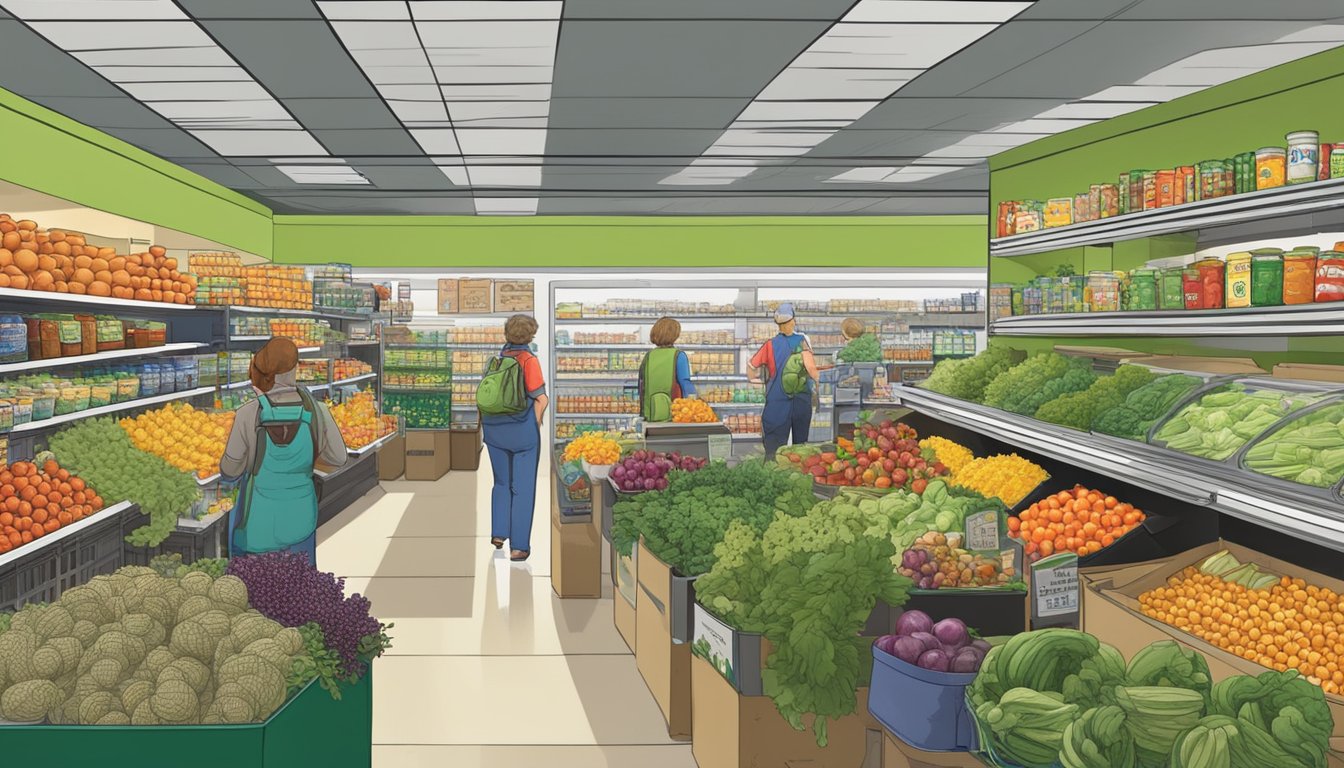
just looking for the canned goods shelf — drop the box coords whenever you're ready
[5,385,218,435]
[0,342,208,375]
[992,301,1344,337]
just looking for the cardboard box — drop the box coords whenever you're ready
[883,733,982,768]
[459,278,494,314]
[436,278,459,314]
[635,538,693,740]
[404,430,452,481]
[493,279,534,313]
[549,481,602,599]
[1273,363,1344,384]
[691,654,878,768]
[614,546,637,653]
[377,434,405,480]
[449,426,482,471]
[1081,539,1344,736]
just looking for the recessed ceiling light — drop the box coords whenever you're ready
[276,164,370,185]
[474,197,540,215]
[466,165,543,187]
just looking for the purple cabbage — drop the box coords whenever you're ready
[932,618,969,649]
[895,609,934,637]
[226,551,388,680]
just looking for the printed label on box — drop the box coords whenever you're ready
[1032,553,1079,618]
[693,604,737,686]
[965,510,1000,552]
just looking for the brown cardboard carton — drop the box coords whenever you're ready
[883,732,982,768]
[613,539,637,652]
[377,433,405,480]
[1273,363,1344,384]
[459,278,494,314]
[1124,354,1265,375]
[691,654,877,768]
[549,481,602,598]
[1081,539,1344,736]
[636,538,691,740]
[449,426,482,471]
[404,430,452,481]
[436,278,459,314]
[494,279,534,313]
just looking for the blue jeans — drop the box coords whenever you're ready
[762,395,812,461]
[486,442,539,553]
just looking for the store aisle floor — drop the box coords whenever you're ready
[315,466,697,768]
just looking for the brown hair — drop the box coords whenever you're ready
[650,317,681,347]
[504,314,538,345]
[249,337,300,392]
[841,318,864,340]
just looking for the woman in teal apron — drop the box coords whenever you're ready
[220,337,349,566]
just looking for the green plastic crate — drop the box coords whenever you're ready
[1,668,373,768]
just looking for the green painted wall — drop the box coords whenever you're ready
[0,87,273,258]
[271,214,988,268]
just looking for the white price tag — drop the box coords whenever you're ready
[964,510,1000,552]
[707,434,732,462]
[1032,554,1079,618]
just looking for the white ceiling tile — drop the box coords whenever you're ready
[433,162,470,185]
[738,101,881,123]
[187,130,328,157]
[148,100,292,121]
[412,1,563,21]
[29,19,212,50]
[756,69,919,101]
[810,24,998,68]
[1035,102,1156,119]
[883,164,965,181]
[1083,84,1205,102]
[329,20,423,50]
[2,0,185,20]
[72,46,235,67]
[317,0,411,20]
[989,118,1099,134]
[827,167,898,183]
[387,100,453,122]
[276,164,370,184]
[455,127,548,155]
[118,81,271,102]
[439,83,552,101]
[474,197,539,215]
[448,101,550,127]
[88,65,251,83]
[842,0,1031,23]
[1275,24,1344,43]
[410,128,463,154]
[428,65,555,85]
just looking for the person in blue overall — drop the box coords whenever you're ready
[220,337,349,566]
[749,303,820,461]
[483,315,548,563]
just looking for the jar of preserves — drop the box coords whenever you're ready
[1250,249,1284,307]
[1283,249,1318,304]
[1195,259,1225,309]
[1287,131,1320,184]
[1225,252,1253,307]
[1126,269,1158,311]
[1317,251,1344,302]
[1160,267,1186,310]
[1255,147,1286,189]
[1182,268,1203,309]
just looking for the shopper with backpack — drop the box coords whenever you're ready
[220,337,349,566]
[749,303,820,460]
[639,317,697,422]
[478,314,548,562]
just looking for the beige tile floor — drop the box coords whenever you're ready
[316,461,697,768]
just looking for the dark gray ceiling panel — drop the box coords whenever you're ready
[548,97,751,130]
[562,0,858,20]
[258,193,477,215]
[175,0,323,20]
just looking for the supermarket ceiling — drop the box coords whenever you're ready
[1,1,1343,216]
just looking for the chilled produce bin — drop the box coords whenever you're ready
[869,642,979,752]
[643,421,732,462]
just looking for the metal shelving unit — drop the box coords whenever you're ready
[992,302,1344,337]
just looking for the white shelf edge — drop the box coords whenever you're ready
[176,507,228,531]
[0,500,134,569]
[347,430,398,457]
[229,305,372,321]
[6,386,218,434]
[196,473,221,487]
[0,287,199,312]
[992,303,1344,337]
[307,373,378,391]
[0,343,209,375]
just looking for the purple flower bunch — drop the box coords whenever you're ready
[226,551,387,679]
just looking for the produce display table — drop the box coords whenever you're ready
[2,669,374,768]
[643,421,732,462]
[316,450,380,527]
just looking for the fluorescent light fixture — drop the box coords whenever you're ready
[466,164,543,187]
[315,1,411,20]
[276,164,370,185]
[663,12,1007,185]
[1,0,185,19]
[841,0,1031,24]
[1035,102,1155,119]
[187,130,327,156]
[412,1,562,21]
[455,127,548,156]
[474,197,539,215]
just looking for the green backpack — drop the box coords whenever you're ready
[640,347,678,422]
[476,352,529,415]
[779,340,809,397]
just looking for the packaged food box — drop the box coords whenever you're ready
[437,278,459,314]
[494,280,534,313]
[459,279,494,314]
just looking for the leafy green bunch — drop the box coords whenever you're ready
[610,460,814,575]
[1035,364,1157,431]
[1092,373,1202,440]
[49,417,200,547]
[921,345,1022,402]
[836,333,882,363]
[697,493,913,746]
[983,352,1091,416]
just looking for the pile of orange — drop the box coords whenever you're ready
[1007,484,1145,560]
[0,213,196,303]
[671,397,718,423]
[331,391,396,449]
[120,402,233,479]
[1139,567,1344,695]
[0,460,105,554]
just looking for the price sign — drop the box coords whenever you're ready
[707,434,732,462]
[1032,553,1079,619]
[964,510,1000,552]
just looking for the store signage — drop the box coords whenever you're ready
[707,434,732,462]
[1031,552,1079,620]
[965,509,1000,552]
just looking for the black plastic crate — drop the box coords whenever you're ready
[3,553,60,612]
